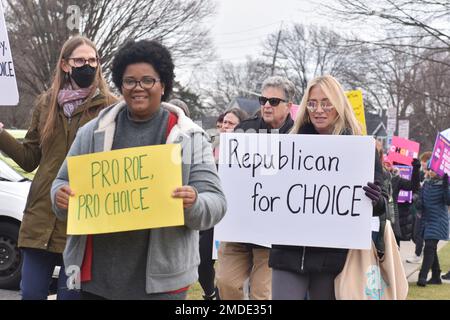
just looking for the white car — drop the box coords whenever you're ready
[0,158,31,289]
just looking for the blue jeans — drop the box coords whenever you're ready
[20,248,80,300]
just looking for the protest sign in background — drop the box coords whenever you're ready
[216,133,375,250]
[288,90,367,135]
[398,120,410,139]
[442,128,450,140]
[394,165,413,203]
[387,136,420,166]
[290,104,299,120]
[346,90,367,135]
[0,3,18,106]
[430,131,450,182]
[67,144,183,235]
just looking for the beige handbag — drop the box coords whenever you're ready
[335,221,408,300]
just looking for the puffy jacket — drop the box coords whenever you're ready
[418,178,450,241]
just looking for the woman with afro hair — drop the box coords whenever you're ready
[51,39,227,300]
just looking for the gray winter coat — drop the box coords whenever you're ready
[51,101,227,294]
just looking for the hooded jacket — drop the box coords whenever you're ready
[51,101,227,294]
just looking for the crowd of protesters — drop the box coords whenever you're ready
[0,35,448,300]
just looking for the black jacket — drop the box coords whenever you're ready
[235,114,294,134]
[269,123,386,274]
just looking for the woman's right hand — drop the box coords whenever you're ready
[55,185,75,210]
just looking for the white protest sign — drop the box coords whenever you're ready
[387,108,397,120]
[387,119,396,135]
[442,128,450,141]
[215,133,375,250]
[398,120,409,139]
[0,3,18,106]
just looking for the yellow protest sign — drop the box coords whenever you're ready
[66,144,184,235]
[346,89,367,135]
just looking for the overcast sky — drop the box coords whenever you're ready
[180,0,358,86]
[210,0,322,64]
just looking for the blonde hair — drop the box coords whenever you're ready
[290,75,362,136]
[40,35,116,145]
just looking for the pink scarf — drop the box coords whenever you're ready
[58,85,93,118]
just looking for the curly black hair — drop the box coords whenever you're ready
[111,39,174,101]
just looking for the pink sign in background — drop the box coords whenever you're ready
[290,104,299,120]
[430,132,450,182]
[387,136,420,166]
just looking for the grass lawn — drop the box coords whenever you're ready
[187,281,204,300]
[407,243,450,300]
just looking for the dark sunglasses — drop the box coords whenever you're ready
[258,96,287,107]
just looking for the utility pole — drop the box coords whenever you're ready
[271,22,283,76]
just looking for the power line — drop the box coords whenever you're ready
[214,20,283,36]
[215,36,268,45]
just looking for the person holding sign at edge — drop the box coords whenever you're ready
[268,75,386,300]
[52,39,226,300]
[0,36,116,299]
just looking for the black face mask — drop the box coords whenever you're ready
[70,65,97,88]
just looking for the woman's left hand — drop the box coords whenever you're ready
[172,186,197,209]
[363,181,382,206]
[363,181,384,216]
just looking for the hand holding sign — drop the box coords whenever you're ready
[363,181,382,208]
[172,186,197,209]
[55,185,75,210]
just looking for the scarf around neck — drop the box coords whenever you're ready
[58,85,93,118]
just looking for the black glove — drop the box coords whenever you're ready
[363,181,382,205]
[411,158,420,168]
[363,181,385,217]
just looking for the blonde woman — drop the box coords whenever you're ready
[268,75,385,300]
[0,35,116,299]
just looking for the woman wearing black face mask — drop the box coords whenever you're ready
[68,62,98,89]
[0,36,116,300]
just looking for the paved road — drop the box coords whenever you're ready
[0,289,20,300]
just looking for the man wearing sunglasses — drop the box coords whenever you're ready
[216,76,295,300]
[235,78,295,134]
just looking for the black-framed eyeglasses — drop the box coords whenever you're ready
[306,100,335,113]
[66,57,99,68]
[258,96,287,107]
[122,77,161,90]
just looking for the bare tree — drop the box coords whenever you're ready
[264,24,362,101]
[409,53,450,150]
[6,0,216,97]
[325,0,450,65]
[206,57,271,113]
